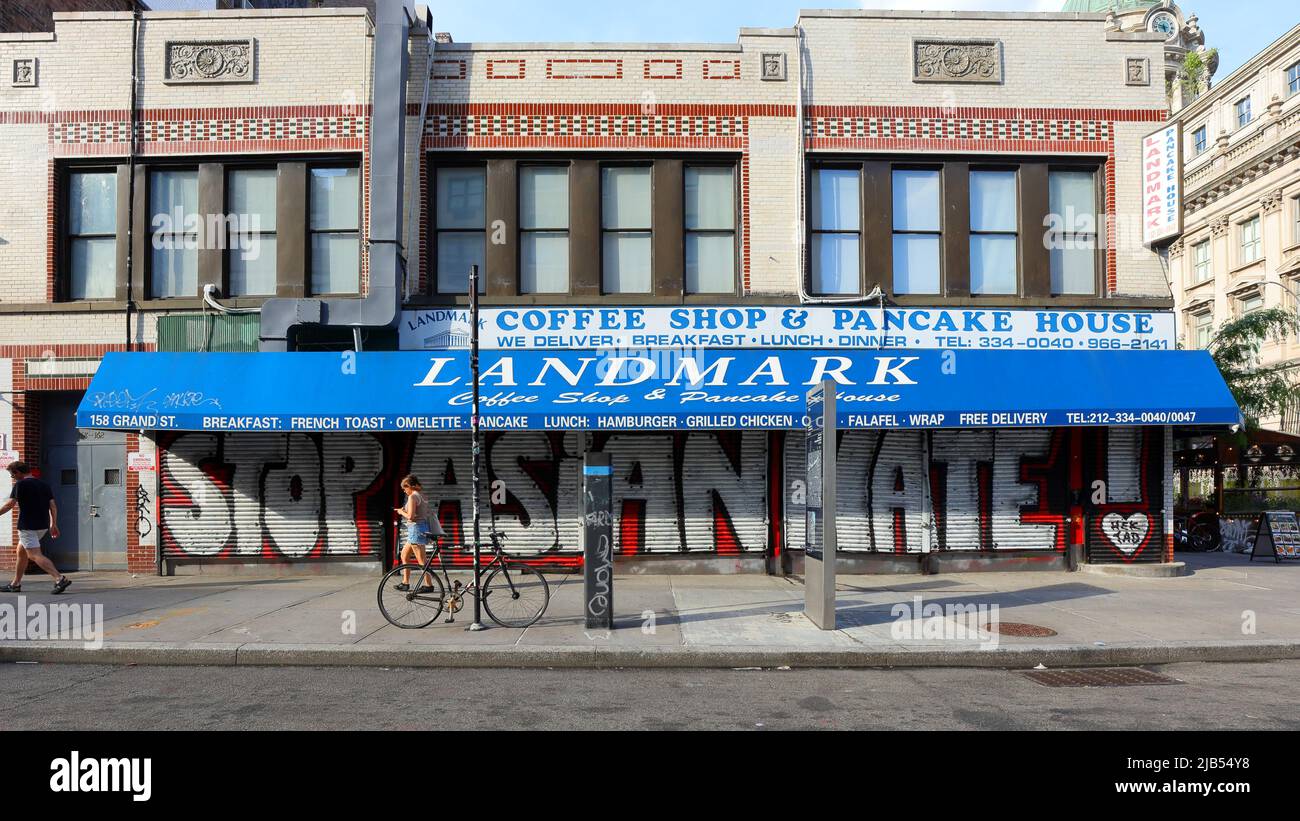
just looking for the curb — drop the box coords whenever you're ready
[3,639,1300,669]
[1078,562,1187,578]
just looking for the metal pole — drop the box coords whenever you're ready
[468,264,485,631]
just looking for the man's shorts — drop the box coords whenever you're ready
[17,529,47,549]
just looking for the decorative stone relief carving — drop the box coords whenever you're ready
[912,39,1002,84]
[1210,217,1231,237]
[1168,238,1185,258]
[165,39,255,84]
[1261,189,1285,214]
[760,52,786,82]
[11,58,36,87]
[1125,57,1150,86]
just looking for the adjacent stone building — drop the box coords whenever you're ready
[1167,23,1300,431]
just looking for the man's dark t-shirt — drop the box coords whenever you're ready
[9,477,54,531]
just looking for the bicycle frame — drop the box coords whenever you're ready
[402,534,521,620]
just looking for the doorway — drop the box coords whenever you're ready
[39,392,126,570]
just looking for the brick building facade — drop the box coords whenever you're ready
[3,5,1230,577]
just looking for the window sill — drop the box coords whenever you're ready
[1186,276,1216,292]
[1229,258,1266,276]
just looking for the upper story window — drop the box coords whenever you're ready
[1235,96,1253,129]
[1193,310,1214,349]
[1193,126,1208,155]
[1192,239,1212,284]
[309,166,361,295]
[892,168,942,295]
[1239,292,1264,316]
[684,165,736,294]
[519,165,569,294]
[1288,60,1300,96]
[810,167,861,296]
[426,156,739,302]
[66,170,118,300]
[1292,194,1300,244]
[434,165,487,295]
[227,167,277,297]
[149,168,199,299]
[601,166,653,294]
[810,158,1101,301]
[969,170,1018,295]
[58,155,359,304]
[1240,215,1262,264]
[1048,169,1098,295]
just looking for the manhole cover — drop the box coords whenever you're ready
[1020,668,1182,688]
[986,622,1058,637]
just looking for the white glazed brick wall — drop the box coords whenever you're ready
[0,124,49,304]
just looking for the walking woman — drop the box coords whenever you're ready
[394,474,444,591]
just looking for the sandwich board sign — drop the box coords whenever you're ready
[1250,511,1300,563]
[804,381,837,629]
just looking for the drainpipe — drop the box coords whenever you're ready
[258,1,418,351]
[125,9,140,351]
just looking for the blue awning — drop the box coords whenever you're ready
[75,349,1241,432]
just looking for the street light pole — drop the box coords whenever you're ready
[467,264,485,632]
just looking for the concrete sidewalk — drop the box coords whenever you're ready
[2,552,1299,668]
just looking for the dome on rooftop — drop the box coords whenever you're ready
[1061,0,1161,12]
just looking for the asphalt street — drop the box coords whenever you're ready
[2,660,1298,730]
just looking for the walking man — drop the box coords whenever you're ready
[0,461,70,594]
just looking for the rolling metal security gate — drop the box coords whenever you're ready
[1086,426,1168,564]
[595,431,768,555]
[783,427,1071,554]
[157,429,772,564]
[158,432,389,562]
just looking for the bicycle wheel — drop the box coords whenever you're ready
[482,562,550,628]
[377,563,445,629]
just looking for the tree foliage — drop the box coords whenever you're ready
[1208,307,1300,428]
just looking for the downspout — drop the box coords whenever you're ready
[258,1,417,351]
[125,8,140,351]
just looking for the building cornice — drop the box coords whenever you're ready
[1170,22,1300,124]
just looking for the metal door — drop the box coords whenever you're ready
[84,443,127,568]
[43,444,81,570]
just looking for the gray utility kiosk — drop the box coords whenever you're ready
[582,452,615,630]
[804,381,837,629]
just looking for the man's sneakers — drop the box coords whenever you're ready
[1,578,71,594]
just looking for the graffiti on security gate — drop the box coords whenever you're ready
[159,430,769,560]
[158,432,389,558]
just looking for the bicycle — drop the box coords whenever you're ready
[376,531,551,629]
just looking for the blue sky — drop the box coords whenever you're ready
[425,0,1299,80]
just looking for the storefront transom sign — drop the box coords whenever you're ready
[75,349,1240,434]
[400,306,1176,351]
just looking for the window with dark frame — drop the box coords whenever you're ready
[58,155,361,304]
[227,167,277,297]
[892,168,942,295]
[1048,169,1098,295]
[1288,60,1300,96]
[149,168,199,299]
[519,164,569,294]
[1193,126,1208,155]
[810,166,861,295]
[684,165,736,294]
[969,169,1018,295]
[601,165,653,294]
[435,165,486,295]
[66,169,117,300]
[308,165,361,295]
[809,158,1102,300]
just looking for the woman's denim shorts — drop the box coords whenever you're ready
[405,520,434,546]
